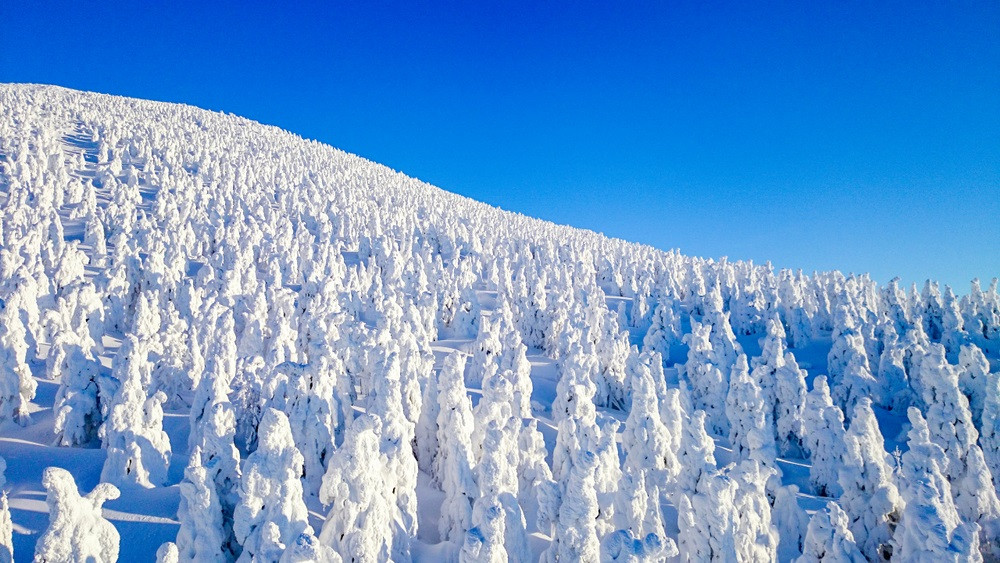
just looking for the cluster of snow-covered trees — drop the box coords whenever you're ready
[1,84,999,561]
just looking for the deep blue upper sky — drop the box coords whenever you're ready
[2,1,997,290]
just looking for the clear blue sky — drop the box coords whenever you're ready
[2,1,997,290]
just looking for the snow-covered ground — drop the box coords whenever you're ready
[1,84,999,562]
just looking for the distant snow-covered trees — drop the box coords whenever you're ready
[4,84,1000,563]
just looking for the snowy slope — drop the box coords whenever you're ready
[1,84,999,562]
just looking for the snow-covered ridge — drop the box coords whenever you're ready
[0,83,999,562]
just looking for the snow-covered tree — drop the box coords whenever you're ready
[837,398,901,560]
[677,460,777,562]
[0,492,10,563]
[517,418,553,516]
[917,345,1000,555]
[434,352,479,544]
[730,460,779,561]
[190,400,242,559]
[279,532,341,563]
[892,407,982,561]
[642,297,680,361]
[797,501,865,563]
[497,321,533,420]
[365,349,419,551]
[830,331,878,418]
[100,336,171,488]
[774,351,808,456]
[675,409,716,500]
[34,467,121,563]
[981,369,1000,490]
[471,421,530,562]
[52,343,110,447]
[773,485,808,562]
[174,447,227,563]
[543,450,601,562]
[601,528,676,562]
[0,456,10,563]
[725,353,778,470]
[415,350,444,475]
[0,303,36,425]
[802,376,846,497]
[681,319,729,435]
[319,414,394,562]
[460,502,507,563]
[234,409,312,562]
[958,343,990,426]
[622,352,674,473]
[269,360,342,497]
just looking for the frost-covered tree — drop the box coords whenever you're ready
[0,303,35,425]
[730,461,779,561]
[601,528,676,562]
[774,351,808,457]
[34,467,121,563]
[642,297,680,360]
[543,450,601,563]
[0,492,10,563]
[467,318,501,388]
[517,418,552,516]
[234,409,312,562]
[174,447,227,563]
[725,353,778,470]
[875,324,913,412]
[830,331,878,418]
[981,369,1000,490]
[0,456,10,563]
[190,400,242,559]
[592,419,623,537]
[320,414,393,562]
[497,321,534,420]
[797,501,865,563]
[773,485,808,562]
[751,315,787,418]
[279,532,341,563]
[892,408,982,561]
[100,336,171,488]
[802,376,846,497]
[958,344,990,426]
[472,421,530,563]
[460,502,507,563]
[837,398,901,560]
[681,319,729,435]
[619,354,676,537]
[917,345,1000,555]
[366,349,418,550]
[677,461,777,562]
[189,310,238,452]
[415,351,443,475]
[675,409,716,500]
[52,343,110,447]
[268,360,342,497]
[551,339,601,485]
[435,352,478,544]
[472,366,515,464]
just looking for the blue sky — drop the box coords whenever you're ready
[2,1,997,290]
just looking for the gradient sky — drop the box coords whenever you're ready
[2,1,997,290]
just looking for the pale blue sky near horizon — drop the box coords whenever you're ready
[2,1,997,290]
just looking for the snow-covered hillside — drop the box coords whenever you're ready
[1,83,998,562]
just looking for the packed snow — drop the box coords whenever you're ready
[1,83,999,562]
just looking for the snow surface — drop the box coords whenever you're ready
[0,84,998,562]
